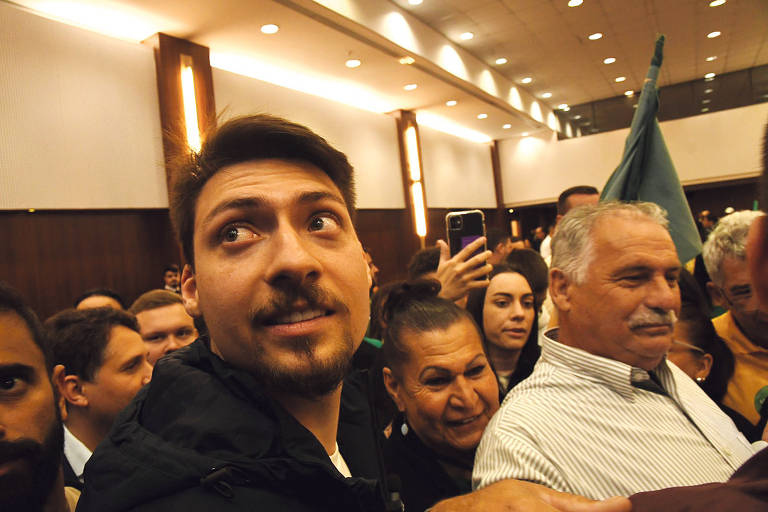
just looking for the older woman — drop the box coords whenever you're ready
[466,265,540,395]
[381,280,499,512]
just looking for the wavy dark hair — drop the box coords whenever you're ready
[466,265,540,394]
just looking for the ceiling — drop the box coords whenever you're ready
[10,0,768,141]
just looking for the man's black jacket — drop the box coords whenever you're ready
[76,339,387,511]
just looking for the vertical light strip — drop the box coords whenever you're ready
[404,126,421,181]
[410,182,427,237]
[180,54,201,152]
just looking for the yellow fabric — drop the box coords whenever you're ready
[713,311,768,425]
[64,486,80,512]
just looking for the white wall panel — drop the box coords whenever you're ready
[212,68,404,209]
[0,2,165,209]
[498,102,768,206]
[419,125,496,208]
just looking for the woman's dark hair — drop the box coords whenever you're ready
[504,249,548,310]
[367,280,404,340]
[466,265,540,392]
[676,270,734,403]
[380,280,479,375]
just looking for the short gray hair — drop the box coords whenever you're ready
[702,210,764,286]
[551,201,669,284]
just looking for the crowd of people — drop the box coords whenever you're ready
[2,114,767,512]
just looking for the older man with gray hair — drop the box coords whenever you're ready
[473,201,762,499]
[703,210,768,429]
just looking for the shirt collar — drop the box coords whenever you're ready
[542,328,674,401]
[63,425,92,481]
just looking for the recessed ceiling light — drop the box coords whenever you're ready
[541,92,553,98]
[503,124,512,129]
[705,55,717,62]
[582,121,591,126]
[495,57,508,65]
[408,0,424,5]
[603,57,616,64]
[260,24,279,34]
[588,32,603,41]
[704,88,714,94]
[345,59,361,68]
[615,76,626,82]
[702,99,711,104]
[477,113,488,119]
[573,115,582,120]
[522,132,530,136]
[403,83,418,91]
[624,90,634,96]
[399,56,415,65]
[701,107,710,112]
[704,72,716,79]
[707,31,721,38]
[558,103,569,110]
[568,0,583,6]
[460,32,474,41]
[445,100,457,107]
[709,0,725,6]
[521,77,533,84]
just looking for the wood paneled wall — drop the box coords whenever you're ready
[0,210,180,320]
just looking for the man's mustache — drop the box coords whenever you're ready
[628,308,677,329]
[249,283,349,324]
[0,438,41,466]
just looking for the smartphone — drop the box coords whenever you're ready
[446,209,487,259]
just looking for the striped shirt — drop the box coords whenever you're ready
[473,329,763,499]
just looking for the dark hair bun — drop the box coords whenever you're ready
[382,279,441,324]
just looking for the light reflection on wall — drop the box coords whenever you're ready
[382,12,419,53]
[516,134,547,165]
[438,45,468,80]
[508,87,523,111]
[547,111,558,131]
[530,101,543,123]
[416,112,491,143]
[479,69,498,96]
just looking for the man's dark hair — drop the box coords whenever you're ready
[163,264,179,274]
[170,115,357,264]
[407,247,440,280]
[504,248,549,306]
[486,228,510,252]
[557,185,599,216]
[45,308,139,381]
[73,288,125,309]
[129,289,184,315]
[0,282,52,374]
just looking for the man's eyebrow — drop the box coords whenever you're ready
[0,363,35,378]
[730,284,752,294]
[200,197,265,227]
[297,190,346,208]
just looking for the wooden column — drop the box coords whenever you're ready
[395,110,428,249]
[490,140,506,229]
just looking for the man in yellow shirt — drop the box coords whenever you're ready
[703,210,768,428]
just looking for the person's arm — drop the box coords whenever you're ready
[435,237,492,302]
[430,480,631,512]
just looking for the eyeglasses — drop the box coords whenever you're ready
[670,340,707,356]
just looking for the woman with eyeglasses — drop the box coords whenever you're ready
[667,271,761,441]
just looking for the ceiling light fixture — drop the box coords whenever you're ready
[704,88,714,94]
[445,100,457,107]
[705,56,717,62]
[603,57,616,64]
[709,0,725,6]
[573,115,582,120]
[404,83,418,91]
[503,124,512,129]
[615,76,626,82]
[409,0,424,5]
[522,132,530,136]
[701,107,710,112]
[624,90,634,96]
[477,113,488,119]
[521,77,533,84]
[704,72,716,79]
[345,59,361,68]
[568,0,583,6]
[702,99,711,104]
[707,31,721,38]
[495,57,508,65]
[541,92,553,98]
[399,56,415,65]
[558,103,569,110]
[460,32,474,41]
[260,24,279,34]
[588,32,603,40]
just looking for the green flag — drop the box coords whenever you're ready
[600,35,702,263]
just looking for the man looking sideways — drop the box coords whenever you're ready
[129,290,198,366]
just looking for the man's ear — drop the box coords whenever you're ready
[382,367,406,413]
[54,367,89,409]
[706,281,727,309]
[181,263,200,317]
[549,268,573,313]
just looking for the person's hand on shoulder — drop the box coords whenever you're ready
[429,479,632,512]
[435,237,492,302]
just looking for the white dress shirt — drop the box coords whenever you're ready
[63,425,92,483]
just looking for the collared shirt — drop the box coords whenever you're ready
[473,329,761,499]
[714,311,768,425]
[63,425,92,483]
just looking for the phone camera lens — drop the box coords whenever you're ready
[450,216,462,229]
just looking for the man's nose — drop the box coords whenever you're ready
[646,276,679,311]
[263,226,322,286]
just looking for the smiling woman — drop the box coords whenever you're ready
[380,280,499,512]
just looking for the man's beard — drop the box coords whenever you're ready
[246,283,355,398]
[0,410,64,512]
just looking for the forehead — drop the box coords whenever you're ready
[566,193,599,210]
[590,216,679,270]
[487,272,532,295]
[136,304,193,330]
[402,318,484,368]
[0,311,47,371]
[103,325,146,362]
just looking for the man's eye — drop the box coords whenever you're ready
[308,214,339,232]
[0,377,20,392]
[144,335,164,343]
[222,226,256,243]
[177,329,194,338]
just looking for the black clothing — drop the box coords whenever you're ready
[383,415,471,512]
[77,339,387,512]
[62,455,83,491]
